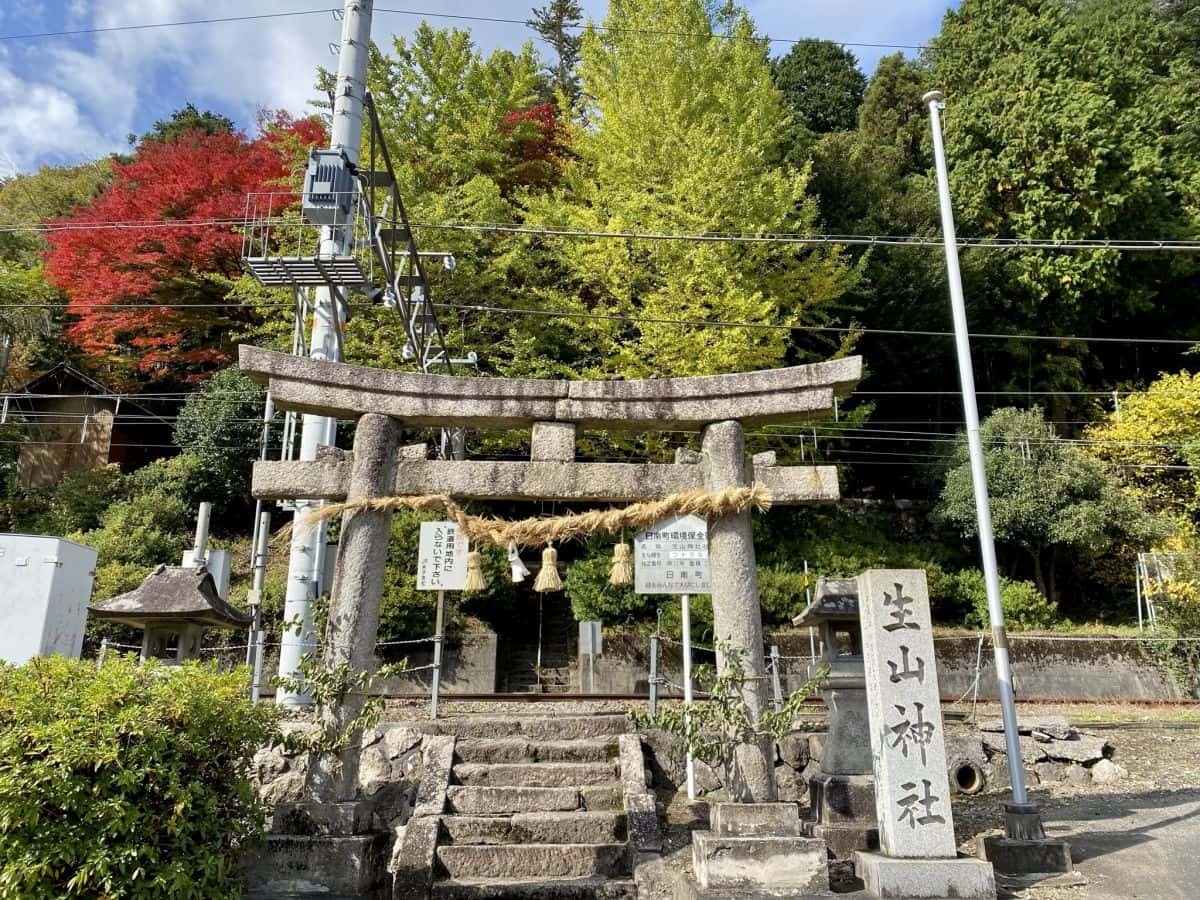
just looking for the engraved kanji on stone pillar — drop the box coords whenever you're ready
[858,569,956,859]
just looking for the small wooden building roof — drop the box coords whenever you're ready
[90,565,251,629]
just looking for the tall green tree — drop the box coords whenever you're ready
[528,0,584,110]
[772,40,866,136]
[523,0,855,378]
[929,0,1200,397]
[935,407,1164,604]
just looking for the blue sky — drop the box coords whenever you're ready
[0,1,957,175]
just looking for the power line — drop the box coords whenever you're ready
[411,221,1200,253]
[0,4,942,53]
[8,214,1200,254]
[0,9,335,42]
[436,301,1200,347]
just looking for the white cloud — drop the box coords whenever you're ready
[2,0,956,172]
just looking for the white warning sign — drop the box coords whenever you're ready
[634,514,709,595]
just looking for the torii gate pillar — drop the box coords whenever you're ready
[704,419,775,801]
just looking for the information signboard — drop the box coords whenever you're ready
[634,513,709,595]
[416,521,468,591]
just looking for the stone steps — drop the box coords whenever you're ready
[439,811,627,846]
[430,715,631,741]
[445,784,623,814]
[432,717,634,900]
[454,737,618,764]
[452,762,618,788]
[436,843,629,880]
[430,876,637,899]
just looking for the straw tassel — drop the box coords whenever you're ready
[609,542,633,586]
[533,545,563,592]
[463,549,487,592]
[508,542,531,583]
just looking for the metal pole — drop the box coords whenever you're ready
[649,634,659,716]
[682,593,696,801]
[925,90,1039,833]
[248,511,271,702]
[97,637,108,670]
[770,645,783,712]
[276,0,374,708]
[431,589,445,720]
[1135,558,1144,632]
[191,502,212,566]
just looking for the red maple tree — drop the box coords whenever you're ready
[499,103,570,191]
[45,114,325,387]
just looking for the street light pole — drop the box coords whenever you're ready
[923,90,1049,844]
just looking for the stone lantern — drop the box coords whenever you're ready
[90,564,251,663]
[793,576,879,857]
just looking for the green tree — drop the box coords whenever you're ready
[528,0,584,109]
[523,0,855,379]
[173,367,267,512]
[772,39,866,135]
[139,103,236,146]
[935,407,1164,604]
[929,0,1200,399]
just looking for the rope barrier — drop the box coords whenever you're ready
[301,485,772,548]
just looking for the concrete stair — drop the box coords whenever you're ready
[433,715,635,898]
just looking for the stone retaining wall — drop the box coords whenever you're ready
[592,630,1185,701]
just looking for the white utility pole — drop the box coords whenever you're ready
[924,90,1050,842]
[276,0,375,708]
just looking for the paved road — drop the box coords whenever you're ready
[1027,788,1200,899]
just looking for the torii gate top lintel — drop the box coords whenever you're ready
[238,345,862,432]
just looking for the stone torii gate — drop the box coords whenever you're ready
[240,345,862,801]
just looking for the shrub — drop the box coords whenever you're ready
[0,656,277,899]
[957,569,1060,630]
[2,464,125,535]
[564,550,656,624]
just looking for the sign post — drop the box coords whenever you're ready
[635,513,710,800]
[417,522,468,719]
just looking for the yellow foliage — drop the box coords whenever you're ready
[1085,371,1200,516]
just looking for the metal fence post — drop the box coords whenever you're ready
[649,634,659,716]
[97,637,108,670]
[770,644,783,712]
[431,590,445,720]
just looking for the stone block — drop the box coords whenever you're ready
[1089,759,1127,784]
[693,759,723,794]
[618,733,651,797]
[625,791,661,852]
[413,735,455,816]
[811,822,878,858]
[1043,735,1110,764]
[530,421,576,461]
[819,688,873,775]
[245,834,389,898]
[436,842,628,880]
[809,772,876,826]
[393,816,438,900]
[445,785,580,815]
[452,761,616,787]
[774,763,805,802]
[777,732,812,769]
[977,835,1072,875]
[581,784,623,810]
[692,831,829,893]
[439,811,625,846]
[979,716,1071,739]
[269,800,373,836]
[854,851,996,899]
[710,802,802,837]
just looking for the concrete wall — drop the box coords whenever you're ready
[375,632,498,694]
[588,628,1184,702]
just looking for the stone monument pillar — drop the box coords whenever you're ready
[854,569,996,899]
[794,578,879,857]
[701,419,775,802]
